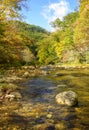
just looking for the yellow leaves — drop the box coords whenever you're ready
[55,41,65,58]
[74,0,89,48]
[0,0,20,6]
[0,0,23,21]
[80,0,89,12]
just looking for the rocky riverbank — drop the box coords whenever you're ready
[0,66,39,103]
[0,64,89,103]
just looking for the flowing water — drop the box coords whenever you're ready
[0,68,89,130]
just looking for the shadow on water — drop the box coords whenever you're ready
[21,77,57,103]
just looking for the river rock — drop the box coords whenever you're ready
[1,76,22,83]
[23,72,30,78]
[11,91,22,99]
[5,94,15,101]
[55,91,78,106]
[0,90,4,101]
[5,91,22,101]
[41,70,49,75]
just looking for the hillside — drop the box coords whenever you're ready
[0,21,49,67]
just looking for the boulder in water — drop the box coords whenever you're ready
[55,90,78,106]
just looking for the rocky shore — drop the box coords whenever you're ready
[0,64,89,103]
[0,66,39,103]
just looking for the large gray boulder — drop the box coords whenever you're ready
[55,90,78,106]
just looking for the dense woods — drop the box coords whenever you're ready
[0,0,89,67]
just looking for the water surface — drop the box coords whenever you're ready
[0,68,89,129]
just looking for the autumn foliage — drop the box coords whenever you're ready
[0,0,89,67]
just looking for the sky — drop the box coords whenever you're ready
[22,0,79,31]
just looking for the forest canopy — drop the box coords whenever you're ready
[0,0,89,67]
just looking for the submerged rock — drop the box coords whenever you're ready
[47,114,52,118]
[41,70,49,75]
[55,91,78,106]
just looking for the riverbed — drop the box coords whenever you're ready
[0,68,89,130]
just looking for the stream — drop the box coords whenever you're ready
[0,68,89,130]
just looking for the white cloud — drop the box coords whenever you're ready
[42,0,70,24]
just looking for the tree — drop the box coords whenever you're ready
[74,0,89,63]
[0,0,29,66]
[37,35,57,65]
[50,12,79,63]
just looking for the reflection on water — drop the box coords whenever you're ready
[0,68,89,129]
